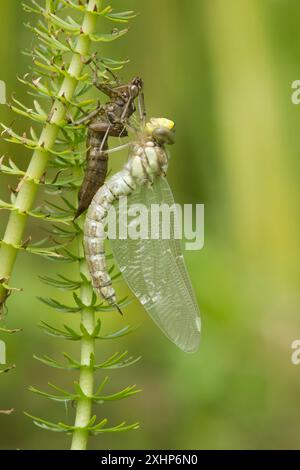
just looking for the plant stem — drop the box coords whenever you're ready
[0,0,100,307]
[71,233,95,450]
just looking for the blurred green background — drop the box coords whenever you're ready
[0,0,300,450]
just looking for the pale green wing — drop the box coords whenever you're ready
[109,177,201,353]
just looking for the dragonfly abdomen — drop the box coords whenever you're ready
[84,171,133,306]
[84,139,169,309]
[75,130,109,218]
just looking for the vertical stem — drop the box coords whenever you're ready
[0,0,100,307]
[71,233,95,450]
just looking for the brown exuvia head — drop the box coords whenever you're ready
[130,77,143,99]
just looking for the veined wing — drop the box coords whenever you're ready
[109,177,201,353]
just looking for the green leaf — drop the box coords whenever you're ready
[106,11,137,23]
[0,239,63,259]
[48,13,80,32]
[96,324,138,340]
[93,384,141,403]
[60,0,85,13]
[90,29,129,43]
[37,297,81,313]
[1,123,45,151]
[17,74,53,99]
[22,2,42,14]
[24,413,70,433]
[64,324,83,338]
[91,318,101,338]
[94,351,141,370]
[46,224,77,238]
[32,26,71,51]
[24,245,63,259]
[34,354,75,370]
[29,385,76,402]
[60,196,76,211]
[0,199,15,211]
[10,96,47,124]
[39,321,82,340]
[99,56,130,70]
[39,274,81,291]
[60,248,83,262]
[89,420,139,435]
[27,206,73,224]
[0,156,26,177]
[73,292,85,308]
[49,382,75,396]
[64,353,81,369]
[43,199,74,217]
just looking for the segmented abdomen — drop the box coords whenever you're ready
[75,130,108,218]
[84,171,134,305]
[84,141,168,307]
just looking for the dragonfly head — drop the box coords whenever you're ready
[146,118,175,145]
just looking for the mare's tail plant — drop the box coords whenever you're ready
[0,0,130,310]
[0,0,140,449]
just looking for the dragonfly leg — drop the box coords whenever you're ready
[104,67,119,82]
[92,64,121,99]
[99,123,111,153]
[81,52,98,66]
[94,80,123,100]
[120,80,144,123]
[120,96,133,122]
[70,102,102,126]
[138,89,147,127]
[105,143,130,155]
[120,79,146,128]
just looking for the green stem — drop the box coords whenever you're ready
[0,0,100,307]
[71,233,95,451]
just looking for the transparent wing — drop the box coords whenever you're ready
[109,177,201,352]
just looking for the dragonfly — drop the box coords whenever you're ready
[84,114,201,353]
[72,69,144,218]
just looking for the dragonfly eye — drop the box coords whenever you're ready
[152,127,175,145]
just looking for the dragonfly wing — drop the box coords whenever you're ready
[109,176,201,352]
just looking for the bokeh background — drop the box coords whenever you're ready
[0,0,300,450]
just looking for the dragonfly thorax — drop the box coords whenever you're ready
[129,141,168,183]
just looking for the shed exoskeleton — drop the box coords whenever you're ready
[74,72,144,218]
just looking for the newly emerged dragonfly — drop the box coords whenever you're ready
[84,114,201,353]
[73,70,144,218]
